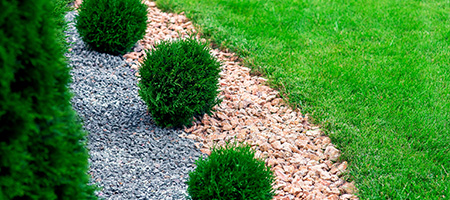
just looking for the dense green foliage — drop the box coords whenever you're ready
[158,0,450,199]
[187,143,275,200]
[75,0,147,55]
[138,38,221,127]
[52,0,73,46]
[0,0,97,199]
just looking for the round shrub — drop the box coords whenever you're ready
[75,0,147,55]
[187,143,276,200]
[138,38,222,127]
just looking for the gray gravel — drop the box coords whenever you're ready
[65,11,202,200]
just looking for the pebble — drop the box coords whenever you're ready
[120,1,359,199]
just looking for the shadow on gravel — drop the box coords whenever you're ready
[65,11,203,200]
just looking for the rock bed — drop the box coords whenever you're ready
[70,0,359,198]
[66,10,203,200]
[122,1,359,199]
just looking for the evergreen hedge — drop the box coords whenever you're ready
[0,0,97,199]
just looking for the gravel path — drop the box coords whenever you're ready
[65,0,359,199]
[65,11,203,200]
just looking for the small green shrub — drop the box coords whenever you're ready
[187,142,276,200]
[138,38,221,127]
[75,0,147,55]
[0,0,96,199]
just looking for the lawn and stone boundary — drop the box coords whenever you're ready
[70,0,359,199]
[143,0,450,199]
[123,1,358,199]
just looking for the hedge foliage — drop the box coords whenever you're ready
[0,0,97,199]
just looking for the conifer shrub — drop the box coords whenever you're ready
[75,0,147,55]
[138,38,221,127]
[0,0,97,199]
[52,0,73,44]
[186,142,276,200]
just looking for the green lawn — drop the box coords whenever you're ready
[157,0,450,199]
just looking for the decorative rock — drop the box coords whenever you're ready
[306,129,321,137]
[130,1,359,199]
[275,169,289,182]
[267,158,277,166]
[185,134,197,140]
[259,142,271,152]
[340,182,357,194]
[329,194,340,200]
[131,64,139,71]
[325,145,341,162]
[338,161,348,171]
[271,141,282,150]
[147,1,156,7]
[222,123,232,131]
[295,139,308,149]
[319,169,332,180]
[200,148,211,156]
[340,194,356,200]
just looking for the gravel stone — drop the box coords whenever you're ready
[65,11,202,200]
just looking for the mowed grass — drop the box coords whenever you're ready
[157,0,450,199]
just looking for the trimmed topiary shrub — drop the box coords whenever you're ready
[187,142,276,200]
[0,0,97,199]
[138,38,222,127]
[75,0,147,55]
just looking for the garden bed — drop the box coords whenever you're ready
[68,1,357,199]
